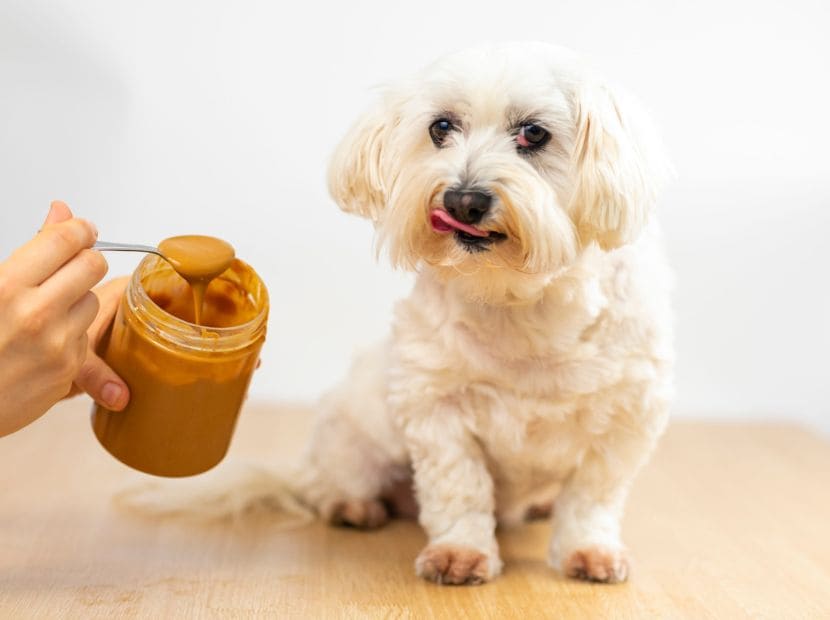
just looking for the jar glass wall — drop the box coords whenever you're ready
[92,254,268,477]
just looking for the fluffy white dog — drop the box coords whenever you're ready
[125,41,674,587]
[297,42,674,585]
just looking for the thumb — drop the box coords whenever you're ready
[44,200,74,226]
[74,353,131,411]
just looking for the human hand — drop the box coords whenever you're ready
[0,201,107,437]
[64,276,131,410]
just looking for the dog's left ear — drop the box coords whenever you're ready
[568,82,671,249]
[328,100,397,222]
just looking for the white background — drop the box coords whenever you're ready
[1,1,828,433]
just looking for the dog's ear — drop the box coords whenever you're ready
[568,82,671,250]
[328,100,397,221]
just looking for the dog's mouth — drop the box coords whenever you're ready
[429,209,507,253]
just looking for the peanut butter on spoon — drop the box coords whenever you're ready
[157,235,236,325]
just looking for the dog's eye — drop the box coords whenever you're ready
[517,123,550,150]
[429,118,455,147]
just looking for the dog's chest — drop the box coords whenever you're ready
[447,277,616,397]
[432,321,615,484]
[462,377,605,478]
[431,272,627,472]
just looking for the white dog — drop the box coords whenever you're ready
[297,42,674,585]
[126,42,673,586]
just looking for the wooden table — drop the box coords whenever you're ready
[1,399,828,618]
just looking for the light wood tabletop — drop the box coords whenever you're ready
[1,398,828,619]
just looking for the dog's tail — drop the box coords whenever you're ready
[113,461,315,528]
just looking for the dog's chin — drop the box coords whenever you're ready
[453,230,508,254]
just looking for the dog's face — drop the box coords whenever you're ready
[329,43,668,296]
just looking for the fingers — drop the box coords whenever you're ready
[43,200,74,226]
[38,248,108,310]
[87,276,128,344]
[9,213,98,286]
[73,351,130,411]
[66,290,101,337]
[68,277,130,410]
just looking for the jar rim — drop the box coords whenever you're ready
[127,254,269,353]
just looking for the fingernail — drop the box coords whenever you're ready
[102,382,123,409]
[41,203,56,229]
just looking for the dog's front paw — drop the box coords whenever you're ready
[415,544,501,585]
[561,547,629,584]
[326,499,389,530]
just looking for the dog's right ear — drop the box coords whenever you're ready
[328,101,396,221]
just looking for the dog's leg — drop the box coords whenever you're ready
[299,415,408,529]
[547,424,661,583]
[404,403,503,585]
[297,345,408,530]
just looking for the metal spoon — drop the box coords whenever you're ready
[94,238,236,280]
[93,241,165,258]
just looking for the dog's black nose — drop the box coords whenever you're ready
[443,189,492,225]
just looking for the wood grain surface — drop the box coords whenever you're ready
[1,398,828,619]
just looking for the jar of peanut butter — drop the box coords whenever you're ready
[91,253,268,477]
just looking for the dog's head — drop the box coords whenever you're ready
[329,43,669,300]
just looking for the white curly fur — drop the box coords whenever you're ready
[302,42,674,584]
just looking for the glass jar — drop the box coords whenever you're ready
[91,254,268,477]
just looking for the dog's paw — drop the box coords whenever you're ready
[326,499,389,530]
[415,544,501,585]
[562,547,629,584]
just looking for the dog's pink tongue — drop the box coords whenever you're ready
[429,209,489,237]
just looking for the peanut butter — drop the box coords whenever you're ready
[157,235,236,325]
[91,253,268,477]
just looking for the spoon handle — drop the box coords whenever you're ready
[93,241,163,257]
